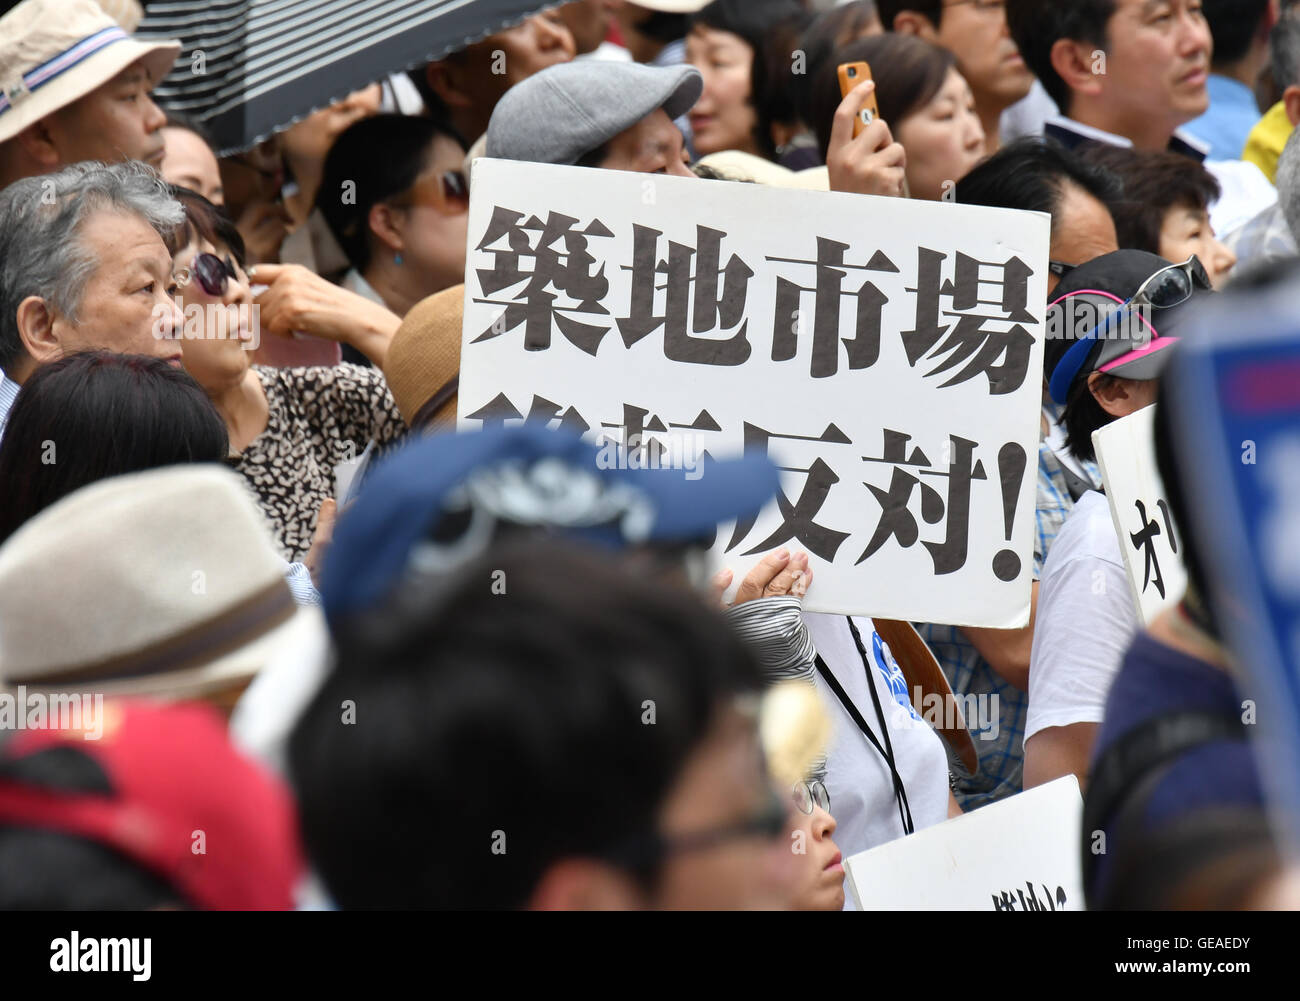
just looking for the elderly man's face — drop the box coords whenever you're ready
[47,59,168,169]
[45,210,183,365]
[596,109,694,177]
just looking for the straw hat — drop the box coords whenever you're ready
[383,284,464,429]
[0,0,179,145]
[696,150,831,190]
[0,465,326,701]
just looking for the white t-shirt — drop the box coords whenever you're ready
[804,612,951,909]
[1025,490,1137,744]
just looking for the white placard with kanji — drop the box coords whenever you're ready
[844,775,1085,910]
[1093,406,1188,624]
[458,159,1051,627]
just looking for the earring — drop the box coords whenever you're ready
[394,252,403,266]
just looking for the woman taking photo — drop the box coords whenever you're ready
[812,34,987,202]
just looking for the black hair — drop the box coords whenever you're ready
[1203,0,1272,69]
[793,2,883,130]
[289,537,765,909]
[0,352,229,545]
[1061,366,1117,463]
[956,136,1122,220]
[167,185,247,267]
[0,743,187,909]
[876,0,942,30]
[161,109,219,151]
[638,10,690,44]
[1006,0,1118,114]
[315,113,466,272]
[690,0,811,160]
[1077,145,1220,256]
[810,33,956,162]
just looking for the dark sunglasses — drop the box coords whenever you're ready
[391,170,469,215]
[175,253,240,298]
[1048,255,1211,404]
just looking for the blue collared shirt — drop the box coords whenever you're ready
[1183,74,1262,162]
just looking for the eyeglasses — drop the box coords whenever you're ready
[391,170,470,216]
[1048,255,1211,404]
[1127,255,1210,312]
[602,784,789,870]
[174,252,240,298]
[792,779,831,815]
[1048,260,1076,278]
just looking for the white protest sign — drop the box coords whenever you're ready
[458,159,1050,626]
[1092,406,1187,624]
[844,775,1084,910]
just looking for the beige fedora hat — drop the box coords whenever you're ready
[0,465,326,702]
[0,0,180,145]
[383,284,464,429]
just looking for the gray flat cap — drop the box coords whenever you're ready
[486,61,702,166]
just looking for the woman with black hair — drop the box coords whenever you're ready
[685,0,813,164]
[315,113,470,322]
[809,33,986,201]
[0,351,228,546]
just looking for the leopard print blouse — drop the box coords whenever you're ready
[232,364,406,563]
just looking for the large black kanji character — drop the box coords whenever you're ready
[728,416,857,553]
[1130,499,1175,599]
[858,430,988,574]
[463,392,591,434]
[472,206,614,355]
[741,457,850,561]
[767,238,896,378]
[902,248,1036,395]
[616,224,754,365]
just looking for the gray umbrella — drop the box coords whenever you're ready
[137,0,562,155]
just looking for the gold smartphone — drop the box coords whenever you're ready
[837,61,879,137]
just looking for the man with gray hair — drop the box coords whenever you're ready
[0,159,185,437]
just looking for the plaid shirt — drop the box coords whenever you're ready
[919,409,1098,811]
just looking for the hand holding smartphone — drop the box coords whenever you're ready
[837,61,879,137]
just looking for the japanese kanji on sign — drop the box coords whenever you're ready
[1092,405,1188,625]
[457,159,1051,627]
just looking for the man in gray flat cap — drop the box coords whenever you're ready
[486,60,701,176]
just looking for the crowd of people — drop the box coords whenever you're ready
[0,0,1296,911]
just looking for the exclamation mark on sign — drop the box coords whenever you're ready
[992,442,1027,582]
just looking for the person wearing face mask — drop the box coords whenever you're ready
[811,34,987,201]
[315,114,469,337]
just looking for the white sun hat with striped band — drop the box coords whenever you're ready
[0,0,179,145]
[0,464,326,702]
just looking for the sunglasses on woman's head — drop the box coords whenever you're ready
[174,253,240,298]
